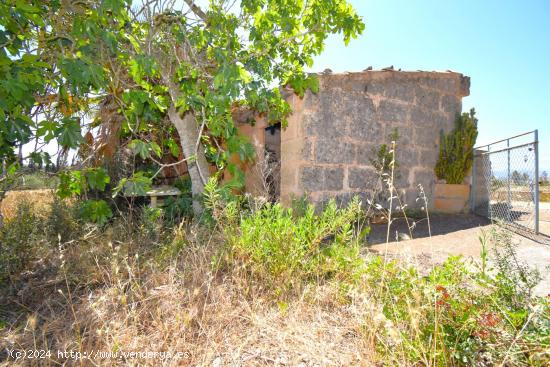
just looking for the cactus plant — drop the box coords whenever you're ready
[434,109,478,184]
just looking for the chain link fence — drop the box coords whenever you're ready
[472,131,542,240]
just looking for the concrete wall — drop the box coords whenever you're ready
[280,70,470,208]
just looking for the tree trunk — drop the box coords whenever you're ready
[0,160,6,229]
[167,105,210,214]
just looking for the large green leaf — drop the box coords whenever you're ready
[128,139,149,159]
[78,199,113,225]
[57,170,86,198]
[113,172,152,197]
[57,118,83,148]
[85,168,110,191]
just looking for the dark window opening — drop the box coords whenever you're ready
[264,123,281,201]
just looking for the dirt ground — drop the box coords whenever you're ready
[368,214,550,296]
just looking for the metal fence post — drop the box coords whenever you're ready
[507,139,511,222]
[534,129,540,234]
[471,151,477,214]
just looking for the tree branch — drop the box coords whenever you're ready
[183,0,207,21]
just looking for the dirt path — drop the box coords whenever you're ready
[367,215,550,296]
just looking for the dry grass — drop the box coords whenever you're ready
[1,180,547,366]
[1,189,56,220]
[1,227,373,367]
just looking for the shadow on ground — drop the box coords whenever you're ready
[367,214,491,245]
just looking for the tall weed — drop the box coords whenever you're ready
[222,197,366,294]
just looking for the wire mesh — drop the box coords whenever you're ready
[472,132,540,238]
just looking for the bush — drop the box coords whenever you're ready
[222,197,367,294]
[435,108,478,184]
[77,199,113,225]
[162,177,193,224]
[45,197,80,242]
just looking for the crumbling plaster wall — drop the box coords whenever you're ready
[279,70,470,209]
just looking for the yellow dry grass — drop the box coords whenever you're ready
[0,227,374,366]
[1,189,56,220]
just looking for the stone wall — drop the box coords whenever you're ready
[280,70,470,209]
[471,149,491,216]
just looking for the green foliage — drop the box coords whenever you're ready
[45,197,80,242]
[361,251,547,366]
[57,168,113,225]
[0,1,52,160]
[58,168,110,198]
[128,139,162,160]
[435,109,479,184]
[56,117,84,149]
[370,128,399,177]
[163,177,193,223]
[0,0,365,203]
[78,199,113,225]
[223,197,365,293]
[113,171,152,197]
[28,151,53,169]
[57,170,86,198]
[485,227,541,309]
[85,168,111,191]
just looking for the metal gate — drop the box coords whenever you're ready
[471,130,540,237]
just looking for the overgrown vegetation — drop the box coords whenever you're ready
[0,0,365,215]
[0,2,547,366]
[1,188,547,366]
[222,197,366,294]
[435,109,479,184]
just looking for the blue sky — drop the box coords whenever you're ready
[310,0,550,172]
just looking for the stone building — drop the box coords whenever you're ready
[238,69,471,209]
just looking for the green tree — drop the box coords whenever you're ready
[0,0,364,214]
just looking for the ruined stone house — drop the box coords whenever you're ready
[238,69,471,209]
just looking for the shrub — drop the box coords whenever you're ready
[78,199,113,225]
[45,197,80,242]
[224,197,366,294]
[435,108,478,184]
[162,177,193,224]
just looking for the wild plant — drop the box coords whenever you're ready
[416,183,432,237]
[484,225,542,309]
[224,197,365,295]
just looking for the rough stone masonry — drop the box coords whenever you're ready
[278,70,470,209]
